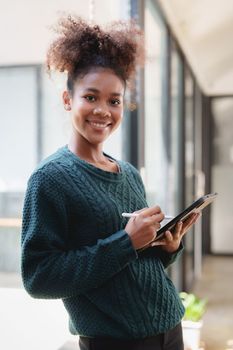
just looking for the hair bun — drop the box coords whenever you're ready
[46,15,145,86]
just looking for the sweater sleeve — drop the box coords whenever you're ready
[139,243,184,268]
[157,243,184,268]
[21,169,138,300]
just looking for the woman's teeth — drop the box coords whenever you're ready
[89,121,109,128]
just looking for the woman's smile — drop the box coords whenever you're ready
[86,119,112,130]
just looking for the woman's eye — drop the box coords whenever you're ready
[85,95,96,102]
[110,99,121,106]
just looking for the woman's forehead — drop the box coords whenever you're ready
[74,67,125,93]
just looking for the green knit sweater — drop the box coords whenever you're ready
[21,145,184,339]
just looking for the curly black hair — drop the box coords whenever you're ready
[46,15,145,93]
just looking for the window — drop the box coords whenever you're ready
[184,67,195,289]
[144,0,168,210]
[211,98,233,254]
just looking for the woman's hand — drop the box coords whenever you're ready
[150,213,201,253]
[125,206,165,250]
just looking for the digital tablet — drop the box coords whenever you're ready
[154,192,218,241]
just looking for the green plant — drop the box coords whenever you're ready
[179,292,207,322]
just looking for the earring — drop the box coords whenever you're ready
[64,104,71,111]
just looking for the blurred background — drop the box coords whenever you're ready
[0,0,232,349]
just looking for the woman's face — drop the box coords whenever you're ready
[63,67,125,147]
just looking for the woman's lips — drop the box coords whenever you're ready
[87,120,111,129]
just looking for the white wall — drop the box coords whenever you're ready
[0,0,129,65]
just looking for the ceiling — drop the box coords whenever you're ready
[157,0,233,96]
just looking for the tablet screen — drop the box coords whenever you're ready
[154,192,218,241]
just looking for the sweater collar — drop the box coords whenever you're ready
[60,145,125,182]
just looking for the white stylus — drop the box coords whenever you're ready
[122,213,174,219]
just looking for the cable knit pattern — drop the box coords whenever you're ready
[21,145,184,339]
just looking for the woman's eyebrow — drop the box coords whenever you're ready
[84,87,123,97]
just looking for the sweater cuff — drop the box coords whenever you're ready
[108,230,138,268]
[160,241,184,266]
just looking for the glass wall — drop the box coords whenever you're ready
[0,67,38,275]
[169,43,184,216]
[183,67,195,289]
[211,98,233,254]
[168,43,184,288]
[144,0,169,210]
[0,67,38,193]
[193,84,204,278]
[141,2,206,290]
[143,2,201,290]
[184,68,195,207]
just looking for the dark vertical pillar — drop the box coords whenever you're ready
[178,60,189,291]
[202,95,212,254]
[178,59,186,212]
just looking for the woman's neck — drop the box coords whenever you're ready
[68,134,106,164]
[68,137,120,173]
[68,134,120,173]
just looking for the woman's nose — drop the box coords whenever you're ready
[93,107,111,118]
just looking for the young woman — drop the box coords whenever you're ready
[21,15,200,350]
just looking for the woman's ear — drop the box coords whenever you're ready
[62,90,72,111]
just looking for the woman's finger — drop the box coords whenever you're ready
[181,213,199,234]
[150,239,167,247]
[164,231,173,242]
[173,221,183,239]
[179,213,200,239]
[183,213,198,228]
[137,206,162,218]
